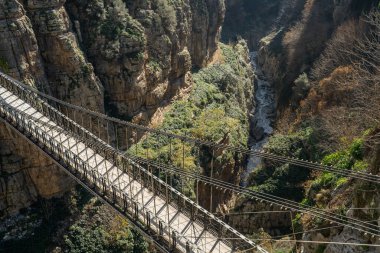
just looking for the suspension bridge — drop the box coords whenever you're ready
[0,71,379,252]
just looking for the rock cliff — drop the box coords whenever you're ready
[0,123,73,217]
[224,0,375,110]
[0,0,78,216]
[65,0,225,123]
[226,199,292,236]
[256,0,374,110]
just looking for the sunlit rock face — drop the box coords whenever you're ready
[65,0,225,124]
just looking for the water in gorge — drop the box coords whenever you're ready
[242,52,276,185]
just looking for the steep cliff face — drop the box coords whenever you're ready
[222,0,305,49]
[0,0,225,216]
[0,0,47,85]
[223,0,375,110]
[0,122,74,217]
[0,0,75,217]
[24,0,104,111]
[226,199,292,236]
[257,0,374,110]
[301,177,380,253]
[65,0,225,124]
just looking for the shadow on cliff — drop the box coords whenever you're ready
[278,0,376,109]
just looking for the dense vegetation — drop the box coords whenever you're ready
[63,201,148,253]
[0,186,149,253]
[248,127,317,201]
[130,41,254,199]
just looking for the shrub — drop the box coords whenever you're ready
[291,73,310,107]
[248,127,317,201]
[349,138,364,160]
[192,108,241,142]
[316,245,327,253]
[64,226,109,253]
[307,136,369,205]
[322,137,366,170]
[292,213,303,233]
[99,0,145,45]
[155,0,177,33]
[322,151,353,170]
[64,219,146,253]
[0,57,9,73]
[312,173,335,188]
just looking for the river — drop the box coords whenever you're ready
[242,52,276,185]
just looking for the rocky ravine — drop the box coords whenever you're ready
[222,1,380,252]
[0,0,225,217]
[243,51,275,185]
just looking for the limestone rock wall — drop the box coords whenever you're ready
[0,0,47,86]
[25,0,104,111]
[0,122,74,217]
[65,0,225,124]
[302,182,380,253]
[0,0,75,217]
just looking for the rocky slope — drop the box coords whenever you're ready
[0,0,225,217]
[0,122,73,218]
[222,0,306,50]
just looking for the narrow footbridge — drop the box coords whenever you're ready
[0,72,268,253]
[1,72,379,252]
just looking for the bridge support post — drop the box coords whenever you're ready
[158,220,163,237]
[122,193,128,212]
[82,162,87,180]
[171,231,177,251]
[134,201,138,219]
[112,185,117,203]
[91,170,97,188]
[191,205,196,221]
[146,211,151,228]
[186,241,191,253]
[101,177,106,194]
[177,194,182,211]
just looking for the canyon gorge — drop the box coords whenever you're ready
[0,0,379,252]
